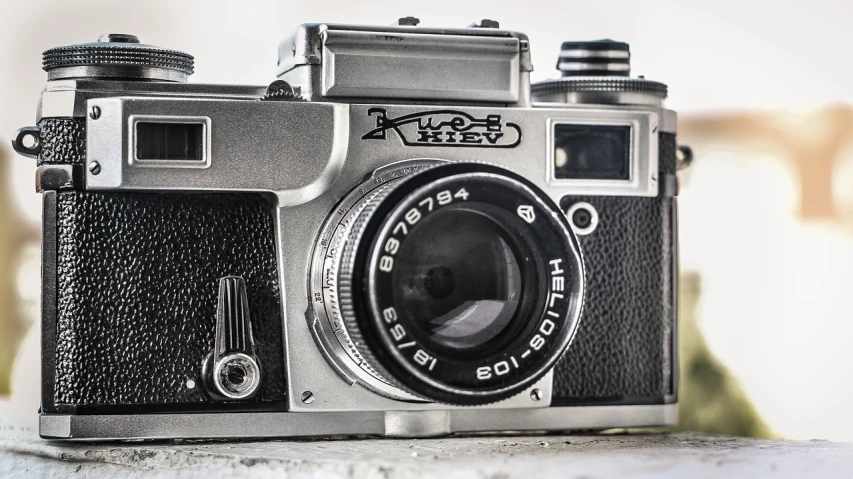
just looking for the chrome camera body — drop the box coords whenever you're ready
[13,21,689,440]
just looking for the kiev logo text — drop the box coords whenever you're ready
[362,108,522,148]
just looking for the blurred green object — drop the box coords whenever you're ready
[0,147,34,395]
[673,271,774,437]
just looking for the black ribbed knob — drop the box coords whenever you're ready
[43,34,194,82]
[557,40,630,77]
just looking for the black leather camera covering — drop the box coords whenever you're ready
[44,190,286,412]
[553,133,678,405]
[37,118,86,166]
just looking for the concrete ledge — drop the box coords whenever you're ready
[2,433,852,478]
[36,405,677,440]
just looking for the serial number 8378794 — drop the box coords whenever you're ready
[378,188,470,273]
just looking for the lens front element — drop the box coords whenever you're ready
[329,162,585,405]
[391,207,525,356]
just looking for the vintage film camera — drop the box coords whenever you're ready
[12,18,691,440]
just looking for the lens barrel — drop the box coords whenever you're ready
[319,163,584,405]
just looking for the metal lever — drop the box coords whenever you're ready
[202,276,262,400]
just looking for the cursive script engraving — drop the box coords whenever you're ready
[362,108,522,148]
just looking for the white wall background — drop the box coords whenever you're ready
[2,0,853,441]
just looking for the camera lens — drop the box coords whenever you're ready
[315,162,584,405]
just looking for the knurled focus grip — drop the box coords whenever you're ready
[530,78,668,97]
[45,191,285,412]
[552,133,677,405]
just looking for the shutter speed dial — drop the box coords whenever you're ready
[42,33,194,82]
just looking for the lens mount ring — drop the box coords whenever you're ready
[308,160,444,401]
[339,163,585,405]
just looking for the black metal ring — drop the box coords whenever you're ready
[349,163,585,405]
[531,77,668,96]
[12,126,41,159]
[676,144,694,170]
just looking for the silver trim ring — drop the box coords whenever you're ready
[566,202,599,236]
[213,353,261,399]
[558,49,630,59]
[556,61,630,72]
[308,159,443,401]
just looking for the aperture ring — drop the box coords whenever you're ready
[334,184,401,387]
[338,163,585,405]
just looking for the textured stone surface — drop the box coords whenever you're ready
[1,433,851,478]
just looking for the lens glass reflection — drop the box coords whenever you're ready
[391,208,523,352]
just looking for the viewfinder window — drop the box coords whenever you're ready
[553,124,631,180]
[136,122,204,162]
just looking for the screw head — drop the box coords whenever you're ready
[301,390,315,404]
[89,106,101,120]
[530,388,543,401]
[88,161,101,175]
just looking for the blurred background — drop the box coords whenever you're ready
[1,0,852,441]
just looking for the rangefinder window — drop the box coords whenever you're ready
[553,124,631,180]
[135,122,204,162]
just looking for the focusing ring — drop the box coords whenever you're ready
[337,163,585,405]
[531,77,668,97]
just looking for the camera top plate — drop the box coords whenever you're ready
[277,23,533,103]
